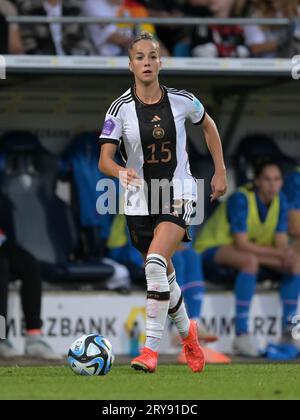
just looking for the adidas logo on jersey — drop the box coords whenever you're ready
[151,115,161,123]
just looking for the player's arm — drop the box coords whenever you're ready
[99,143,122,178]
[274,194,290,249]
[99,144,140,188]
[99,108,141,188]
[273,232,298,270]
[234,232,296,271]
[233,233,285,264]
[275,232,290,249]
[201,113,227,201]
[233,232,284,260]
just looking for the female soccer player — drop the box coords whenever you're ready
[99,32,227,373]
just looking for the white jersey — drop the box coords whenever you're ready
[99,85,205,216]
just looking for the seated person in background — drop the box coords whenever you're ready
[0,0,24,54]
[244,0,299,58]
[283,166,300,250]
[0,225,59,359]
[17,0,92,55]
[138,0,188,56]
[83,0,133,56]
[195,159,300,357]
[191,0,250,58]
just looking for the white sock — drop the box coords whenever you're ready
[146,336,160,352]
[168,271,190,339]
[144,253,170,352]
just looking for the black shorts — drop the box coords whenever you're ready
[126,199,196,254]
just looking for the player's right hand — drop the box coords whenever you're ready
[210,172,228,202]
[119,168,142,190]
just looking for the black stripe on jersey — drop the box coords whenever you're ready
[108,91,131,114]
[167,90,194,102]
[99,138,120,146]
[108,92,132,116]
[166,88,194,101]
[113,97,134,117]
[110,96,133,117]
[193,110,206,125]
[167,87,193,99]
[167,87,193,96]
[109,95,132,117]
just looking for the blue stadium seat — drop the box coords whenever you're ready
[0,131,114,283]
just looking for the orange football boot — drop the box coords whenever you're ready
[131,347,158,373]
[182,320,205,373]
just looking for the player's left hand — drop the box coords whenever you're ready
[210,172,228,202]
[281,246,298,272]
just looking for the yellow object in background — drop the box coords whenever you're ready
[117,0,156,37]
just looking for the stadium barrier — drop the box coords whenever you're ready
[7,291,300,356]
[5,15,297,57]
[6,16,294,26]
[3,55,294,75]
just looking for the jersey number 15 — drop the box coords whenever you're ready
[147,141,172,164]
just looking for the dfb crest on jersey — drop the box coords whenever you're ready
[152,124,165,140]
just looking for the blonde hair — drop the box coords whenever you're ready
[128,31,160,59]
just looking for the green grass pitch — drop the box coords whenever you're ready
[0,364,300,400]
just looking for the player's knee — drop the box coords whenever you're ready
[240,254,259,274]
[145,253,169,291]
[145,253,167,277]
